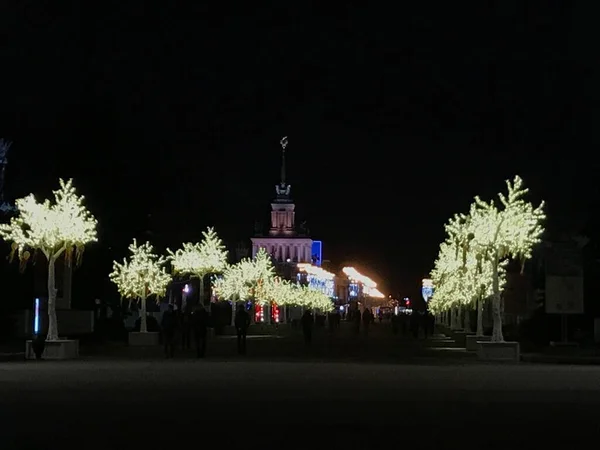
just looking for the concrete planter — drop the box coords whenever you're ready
[26,339,79,360]
[478,341,520,362]
[452,331,475,348]
[426,337,457,348]
[128,331,160,346]
[466,335,491,351]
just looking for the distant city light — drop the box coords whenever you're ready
[342,267,384,297]
[422,278,434,302]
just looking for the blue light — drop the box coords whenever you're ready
[422,286,433,302]
[311,241,322,266]
[34,298,40,335]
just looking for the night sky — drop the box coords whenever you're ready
[1,3,598,300]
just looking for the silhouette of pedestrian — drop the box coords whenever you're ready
[301,310,313,345]
[235,304,250,355]
[353,309,361,335]
[161,304,177,358]
[301,310,314,345]
[180,307,192,350]
[191,305,208,358]
[362,308,372,337]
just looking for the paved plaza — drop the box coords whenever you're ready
[2,360,600,449]
[2,323,600,450]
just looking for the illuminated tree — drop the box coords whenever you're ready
[214,248,333,312]
[0,179,97,340]
[463,176,544,341]
[214,247,275,304]
[430,236,506,335]
[265,278,333,312]
[110,240,171,333]
[168,227,228,305]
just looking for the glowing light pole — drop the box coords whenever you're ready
[34,298,40,335]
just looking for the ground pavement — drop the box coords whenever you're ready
[2,324,600,449]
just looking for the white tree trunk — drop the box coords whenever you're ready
[231,298,237,326]
[140,294,148,333]
[450,307,457,329]
[491,255,504,342]
[47,255,59,340]
[476,297,484,336]
[464,306,471,332]
[199,276,205,306]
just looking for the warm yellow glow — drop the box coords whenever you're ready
[0,178,97,263]
[0,179,97,340]
[168,227,228,277]
[297,263,335,280]
[429,175,544,342]
[422,278,433,288]
[342,267,377,288]
[109,240,171,301]
[214,248,333,311]
[369,288,385,298]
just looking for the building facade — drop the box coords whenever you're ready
[250,147,313,265]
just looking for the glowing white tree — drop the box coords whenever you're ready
[214,247,275,304]
[214,248,333,312]
[430,235,506,335]
[467,176,544,341]
[110,240,171,333]
[168,227,228,305]
[0,179,97,340]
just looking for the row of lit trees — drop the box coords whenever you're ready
[0,179,333,340]
[213,248,333,311]
[428,176,545,342]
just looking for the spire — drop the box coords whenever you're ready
[280,136,287,186]
[274,136,291,202]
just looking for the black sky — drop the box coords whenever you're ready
[1,2,598,299]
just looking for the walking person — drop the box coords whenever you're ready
[362,308,372,337]
[180,307,192,351]
[301,310,314,345]
[353,309,361,335]
[234,304,250,355]
[191,305,209,358]
[161,304,177,358]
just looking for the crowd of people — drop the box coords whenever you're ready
[150,303,435,358]
[159,303,251,358]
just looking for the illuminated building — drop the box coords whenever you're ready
[251,138,313,265]
[297,263,335,298]
[342,267,385,310]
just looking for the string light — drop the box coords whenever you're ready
[214,248,333,312]
[109,239,171,333]
[430,176,544,342]
[0,179,97,340]
[168,227,228,277]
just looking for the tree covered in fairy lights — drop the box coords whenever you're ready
[0,179,97,340]
[214,247,333,312]
[168,227,229,305]
[429,176,544,341]
[110,240,171,333]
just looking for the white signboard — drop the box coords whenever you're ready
[545,276,584,314]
